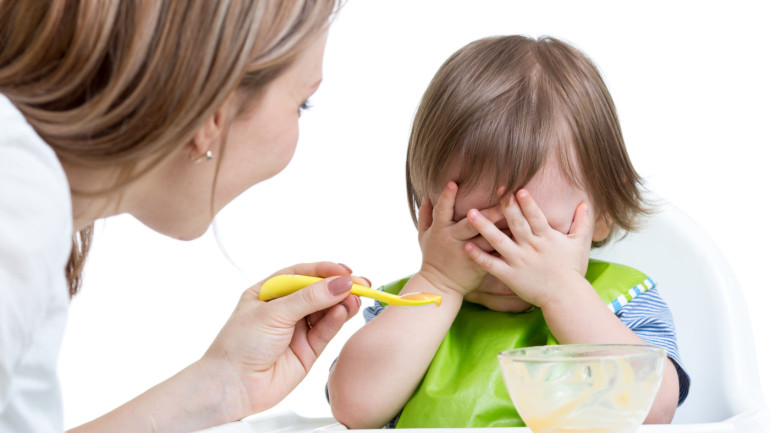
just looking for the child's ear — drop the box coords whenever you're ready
[592,214,612,242]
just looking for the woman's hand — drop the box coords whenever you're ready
[68,262,362,433]
[417,182,499,297]
[202,261,362,418]
[464,189,593,309]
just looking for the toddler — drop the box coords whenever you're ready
[327,35,690,429]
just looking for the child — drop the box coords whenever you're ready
[327,35,690,429]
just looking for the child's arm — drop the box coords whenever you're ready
[465,189,679,424]
[328,182,491,429]
[328,276,463,428]
[538,281,680,423]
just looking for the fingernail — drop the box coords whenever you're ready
[361,276,372,287]
[329,276,352,296]
[338,263,353,274]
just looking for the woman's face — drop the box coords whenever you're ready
[215,34,328,212]
[133,33,327,240]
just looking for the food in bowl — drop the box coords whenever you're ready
[498,344,665,433]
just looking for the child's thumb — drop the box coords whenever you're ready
[568,202,594,246]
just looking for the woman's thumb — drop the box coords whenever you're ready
[270,276,353,322]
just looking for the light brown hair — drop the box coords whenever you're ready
[406,35,650,246]
[0,0,340,296]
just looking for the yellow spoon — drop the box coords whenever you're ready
[259,275,442,307]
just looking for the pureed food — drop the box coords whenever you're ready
[499,345,664,433]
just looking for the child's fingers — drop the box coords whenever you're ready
[467,208,518,257]
[452,204,504,240]
[463,240,513,280]
[432,181,458,226]
[417,197,433,234]
[501,191,533,243]
[516,189,550,236]
[479,204,505,224]
[568,202,595,247]
[467,235,495,253]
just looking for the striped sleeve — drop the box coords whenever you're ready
[617,287,691,406]
[363,301,385,323]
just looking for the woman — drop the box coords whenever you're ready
[0,1,361,432]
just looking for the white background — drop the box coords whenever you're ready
[59,0,770,428]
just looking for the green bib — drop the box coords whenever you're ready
[379,259,654,428]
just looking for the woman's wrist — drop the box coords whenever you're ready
[149,356,250,431]
[192,352,253,424]
[68,357,251,433]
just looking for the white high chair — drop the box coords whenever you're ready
[591,199,766,424]
[197,199,770,432]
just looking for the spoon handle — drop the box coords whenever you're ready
[259,275,368,301]
[259,274,441,307]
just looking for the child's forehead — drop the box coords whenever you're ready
[430,159,502,216]
[426,180,500,221]
[430,150,581,205]
[455,184,500,211]
[432,153,521,197]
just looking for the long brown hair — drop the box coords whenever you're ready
[406,35,650,246]
[0,0,340,296]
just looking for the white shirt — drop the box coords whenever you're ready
[0,94,72,433]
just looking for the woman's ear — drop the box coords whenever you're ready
[592,214,612,242]
[188,101,230,158]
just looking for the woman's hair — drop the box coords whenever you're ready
[0,0,340,296]
[406,35,650,247]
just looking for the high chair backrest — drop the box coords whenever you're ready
[591,199,765,423]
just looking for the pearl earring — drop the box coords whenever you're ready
[193,150,213,163]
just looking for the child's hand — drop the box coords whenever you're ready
[464,189,593,309]
[417,182,498,297]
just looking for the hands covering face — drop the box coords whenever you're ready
[464,188,594,309]
[418,182,594,310]
[417,181,497,296]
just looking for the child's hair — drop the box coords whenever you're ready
[406,35,650,247]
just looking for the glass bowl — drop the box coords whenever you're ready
[498,344,666,433]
